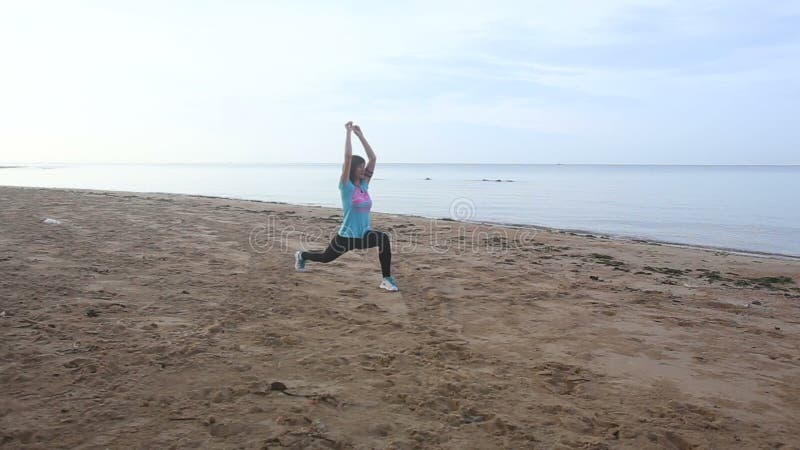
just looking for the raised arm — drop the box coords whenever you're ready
[353,125,376,181]
[340,121,354,186]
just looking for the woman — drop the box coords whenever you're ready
[294,121,399,292]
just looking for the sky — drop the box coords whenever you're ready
[1,1,799,164]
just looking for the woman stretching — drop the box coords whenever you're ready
[294,121,399,292]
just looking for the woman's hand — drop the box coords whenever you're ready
[352,124,363,137]
[345,121,353,132]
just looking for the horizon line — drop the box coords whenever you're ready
[2,162,800,167]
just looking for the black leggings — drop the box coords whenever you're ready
[301,230,392,277]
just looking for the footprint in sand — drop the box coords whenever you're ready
[355,303,383,313]
[535,362,593,395]
[338,287,366,299]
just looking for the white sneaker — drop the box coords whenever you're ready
[294,251,306,272]
[379,276,399,291]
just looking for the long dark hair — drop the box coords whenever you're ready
[349,155,365,184]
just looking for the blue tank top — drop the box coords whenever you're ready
[338,179,372,238]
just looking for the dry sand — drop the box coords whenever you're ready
[1,186,799,449]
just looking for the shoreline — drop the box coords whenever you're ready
[470,220,800,261]
[2,162,799,167]
[6,184,797,261]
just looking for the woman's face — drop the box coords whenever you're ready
[354,163,365,179]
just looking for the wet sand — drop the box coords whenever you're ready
[1,186,799,449]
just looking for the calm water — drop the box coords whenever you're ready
[2,164,799,256]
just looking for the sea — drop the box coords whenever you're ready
[2,163,798,257]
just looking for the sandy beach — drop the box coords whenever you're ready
[1,185,799,449]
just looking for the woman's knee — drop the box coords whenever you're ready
[375,231,391,250]
[320,241,348,262]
